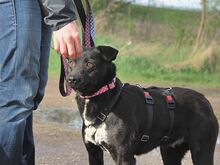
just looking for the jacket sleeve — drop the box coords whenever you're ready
[40,0,77,31]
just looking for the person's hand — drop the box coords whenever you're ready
[53,21,83,59]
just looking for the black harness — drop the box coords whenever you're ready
[83,79,176,143]
[140,91,154,142]
[141,87,176,143]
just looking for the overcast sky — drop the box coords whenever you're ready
[134,0,202,9]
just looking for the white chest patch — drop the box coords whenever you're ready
[84,123,109,147]
[82,99,109,150]
[170,138,185,148]
[83,99,92,127]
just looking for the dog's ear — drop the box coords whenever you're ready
[97,45,118,62]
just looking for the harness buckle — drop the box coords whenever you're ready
[141,135,150,142]
[144,92,154,105]
[166,95,176,109]
[97,113,107,122]
[161,136,170,142]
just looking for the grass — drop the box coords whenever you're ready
[119,4,201,26]
[49,48,61,76]
[115,55,220,88]
[48,34,220,88]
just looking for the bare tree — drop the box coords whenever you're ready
[195,0,207,49]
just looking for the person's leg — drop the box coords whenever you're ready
[22,8,52,165]
[0,0,50,164]
[23,114,35,165]
[22,2,52,164]
[33,20,52,110]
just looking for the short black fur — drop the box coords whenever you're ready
[68,45,219,165]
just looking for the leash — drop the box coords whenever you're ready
[59,0,95,96]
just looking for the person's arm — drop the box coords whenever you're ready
[40,0,82,59]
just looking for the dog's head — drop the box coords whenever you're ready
[68,45,118,96]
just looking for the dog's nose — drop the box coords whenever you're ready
[68,75,80,84]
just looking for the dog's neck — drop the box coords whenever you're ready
[76,78,123,126]
[80,77,117,99]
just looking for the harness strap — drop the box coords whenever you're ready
[93,78,123,125]
[141,91,154,142]
[161,89,176,142]
[141,87,176,143]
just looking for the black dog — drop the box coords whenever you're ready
[68,45,219,165]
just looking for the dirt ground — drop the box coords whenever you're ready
[34,77,220,165]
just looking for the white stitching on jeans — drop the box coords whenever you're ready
[10,0,16,26]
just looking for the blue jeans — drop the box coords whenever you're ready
[0,0,52,164]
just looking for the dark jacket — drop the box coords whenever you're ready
[40,0,77,31]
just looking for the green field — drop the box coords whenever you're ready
[49,34,220,88]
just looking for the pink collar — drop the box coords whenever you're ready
[80,78,116,99]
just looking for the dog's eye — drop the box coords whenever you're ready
[86,62,95,71]
[69,61,76,68]
[86,62,94,69]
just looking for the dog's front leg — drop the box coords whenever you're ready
[113,149,136,165]
[85,142,104,165]
[115,156,136,165]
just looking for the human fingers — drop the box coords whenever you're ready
[64,26,82,59]
[59,38,68,58]
[53,33,67,58]
[65,34,77,59]
[64,21,82,59]
[73,35,83,58]
[53,35,60,54]
[53,21,82,59]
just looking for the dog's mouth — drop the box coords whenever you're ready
[70,82,85,92]
[69,76,116,98]
[69,77,98,96]
[68,77,85,92]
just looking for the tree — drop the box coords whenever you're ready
[195,0,207,49]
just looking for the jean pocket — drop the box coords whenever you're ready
[0,0,17,82]
[0,0,16,26]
